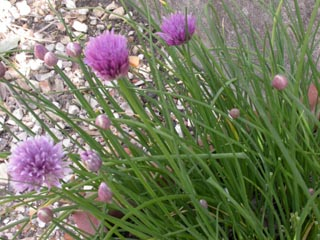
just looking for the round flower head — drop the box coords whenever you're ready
[34,44,48,60]
[98,182,113,203]
[7,136,68,193]
[272,74,288,91]
[80,150,102,172]
[84,30,129,81]
[157,12,196,46]
[66,42,82,58]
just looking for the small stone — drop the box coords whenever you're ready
[17,132,28,141]
[97,24,105,31]
[44,14,54,21]
[109,7,125,20]
[175,124,183,137]
[78,8,89,15]
[49,128,63,140]
[46,44,55,52]
[62,138,71,148]
[106,1,118,11]
[9,6,20,19]
[93,7,105,18]
[57,121,65,129]
[39,80,52,93]
[55,42,65,52]
[29,80,39,89]
[28,59,43,71]
[128,30,135,36]
[35,71,54,81]
[16,1,31,16]
[32,124,42,135]
[132,46,139,55]
[65,0,76,8]
[90,19,97,25]
[138,54,144,60]
[12,109,24,120]
[72,21,88,33]
[68,105,80,115]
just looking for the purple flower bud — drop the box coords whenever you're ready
[80,150,102,172]
[98,182,112,203]
[272,75,288,90]
[0,62,6,78]
[66,42,82,57]
[309,188,315,195]
[229,108,240,119]
[44,52,58,67]
[199,199,208,209]
[34,44,48,60]
[37,207,54,223]
[95,114,111,130]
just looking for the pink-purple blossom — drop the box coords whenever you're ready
[7,136,68,192]
[157,12,196,46]
[84,30,129,81]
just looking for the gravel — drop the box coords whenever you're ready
[0,0,152,239]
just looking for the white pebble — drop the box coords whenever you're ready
[55,42,65,52]
[72,20,88,33]
[29,59,43,71]
[65,0,76,8]
[68,105,80,115]
[12,109,24,120]
[16,1,31,16]
[44,14,54,21]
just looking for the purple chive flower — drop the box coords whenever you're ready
[80,150,102,172]
[157,12,196,46]
[84,30,129,81]
[7,136,68,193]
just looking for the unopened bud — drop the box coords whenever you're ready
[37,207,53,223]
[95,114,111,130]
[98,182,112,203]
[0,62,6,78]
[272,74,288,90]
[199,199,208,209]
[34,44,48,60]
[229,108,240,119]
[80,150,102,172]
[66,42,82,57]
[44,52,58,67]
[309,188,315,196]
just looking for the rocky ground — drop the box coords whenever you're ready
[0,0,152,239]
